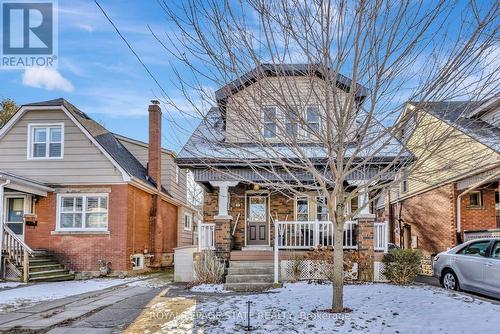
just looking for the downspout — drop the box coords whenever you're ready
[0,179,11,278]
[455,169,500,242]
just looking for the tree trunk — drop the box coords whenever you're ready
[332,220,344,311]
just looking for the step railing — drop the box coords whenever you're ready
[198,222,215,251]
[2,225,33,282]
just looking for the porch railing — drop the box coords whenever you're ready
[276,220,358,250]
[2,225,33,282]
[198,222,215,251]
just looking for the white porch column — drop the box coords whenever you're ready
[0,179,11,271]
[358,188,371,215]
[209,181,239,219]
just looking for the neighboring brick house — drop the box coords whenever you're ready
[381,99,500,257]
[176,64,409,288]
[0,98,196,281]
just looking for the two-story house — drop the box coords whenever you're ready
[176,64,409,290]
[0,98,196,282]
[382,99,500,260]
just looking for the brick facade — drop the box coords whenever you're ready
[25,184,178,276]
[388,181,499,256]
[357,216,375,281]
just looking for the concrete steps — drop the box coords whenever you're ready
[224,260,274,292]
[17,250,74,282]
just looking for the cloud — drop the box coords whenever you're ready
[22,67,74,92]
[77,24,94,32]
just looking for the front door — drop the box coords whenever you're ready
[247,195,268,245]
[5,197,25,240]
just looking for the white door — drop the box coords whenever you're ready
[5,197,25,240]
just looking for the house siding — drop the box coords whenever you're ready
[0,109,124,184]
[225,76,354,143]
[118,138,188,203]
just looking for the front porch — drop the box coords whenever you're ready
[196,182,389,286]
[0,171,72,282]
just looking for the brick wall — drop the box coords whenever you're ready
[25,184,179,275]
[392,183,456,255]
[26,184,129,274]
[460,187,497,231]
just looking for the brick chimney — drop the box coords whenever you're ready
[148,100,162,190]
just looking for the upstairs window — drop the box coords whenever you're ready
[263,106,277,138]
[305,106,320,136]
[285,108,299,139]
[184,213,193,231]
[28,124,64,159]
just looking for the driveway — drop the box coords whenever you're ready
[0,275,171,333]
[414,275,500,304]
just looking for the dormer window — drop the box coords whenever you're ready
[285,108,299,139]
[28,124,64,159]
[305,106,320,136]
[263,106,277,138]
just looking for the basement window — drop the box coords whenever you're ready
[132,254,144,270]
[469,191,483,208]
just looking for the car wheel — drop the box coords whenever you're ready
[442,270,459,291]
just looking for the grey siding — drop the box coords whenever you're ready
[0,109,124,184]
[118,139,188,203]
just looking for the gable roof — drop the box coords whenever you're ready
[21,98,153,184]
[411,101,500,153]
[215,63,369,110]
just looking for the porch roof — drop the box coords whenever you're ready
[0,170,53,196]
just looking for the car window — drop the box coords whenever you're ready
[457,240,490,257]
[491,242,500,259]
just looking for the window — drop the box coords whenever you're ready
[492,242,500,259]
[296,197,309,221]
[263,106,277,138]
[469,191,482,207]
[28,124,63,159]
[316,197,329,221]
[305,106,320,136]
[184,213,192,231]
[285,108,299,139]
[176,166,180,184]
[457,240,490,257]
[401,180,408,193]
[132,254,144,270]
[57,194,108,231]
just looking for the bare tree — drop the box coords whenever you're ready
[140,0,499,312]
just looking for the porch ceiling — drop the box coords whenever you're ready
[0,171,53,197]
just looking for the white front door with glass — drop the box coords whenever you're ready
[5,197,25,240]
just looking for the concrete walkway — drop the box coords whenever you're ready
[0,282,163,333]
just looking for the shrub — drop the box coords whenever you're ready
[382,248,422,284]
[193,250,225,284]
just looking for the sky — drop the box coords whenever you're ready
[0,0,199,152]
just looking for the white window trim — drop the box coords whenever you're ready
[262,106,278,139]
[304,105,321,138]
[176,166,180,184]
[184,212,192,231]
[56,193,109,232]
[132,254,144,270]
[294,195,309,221]
[27,123,65,160]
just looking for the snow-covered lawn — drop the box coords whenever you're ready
[190,284,229,293]
[0,277,156,313]
[161,283,500,333]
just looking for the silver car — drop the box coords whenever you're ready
[433,238,500,299]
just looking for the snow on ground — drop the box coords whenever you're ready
[0,277,155,313]
[190,284,229,293]
[161,282,500,334]
[0,282,26,289]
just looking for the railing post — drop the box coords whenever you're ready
[314,220,319,247]
[384,221,389,253]
[197,221,202,251]
[274,219,279,284]
[23,249,29,283]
